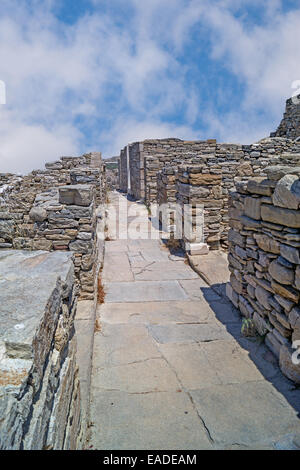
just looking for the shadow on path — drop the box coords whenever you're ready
[201,283,300,419]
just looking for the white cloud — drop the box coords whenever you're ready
[0,0,300,173]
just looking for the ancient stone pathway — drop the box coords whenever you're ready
[89,192,300,450]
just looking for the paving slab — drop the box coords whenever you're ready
[159,343,222,389]
[93,324,161,368]
[102,252,134,282]
[133,260,199,281]
[179,279,217,300]
[92,358,181,393]
[99,301,216,325]
[89,391,213,450]
[89,192,300,450]
[188,250,230,287]
[199,340,265,384]
[148,323,232,344]
[104,280,189,303]
[190,381,300,448]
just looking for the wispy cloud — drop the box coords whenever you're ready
[0,0,300,172]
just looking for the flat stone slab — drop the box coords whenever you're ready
[0,250,73,357]
[104,280,189,303]
[89,391,213,450]
[159,343,222,389]
[188,250,230,287]
[191,381,300,448]
[93,324,161,368]
[198,340,264,384]
[140,249,170,262]
[148,323,232,344]
[102,253,134,282]
[133,261,199,281]
[105,241,128,253]
[179,279,216,300]
[92,358,181,393]
[99,301,216,325]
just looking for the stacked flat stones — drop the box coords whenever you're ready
[118,135,300,251]
[0,152,105,300]
[157,166,177,233]
[29,185,98,300]
[271,94,300,140]
[177,165,222,251]
[227,166,300,383]
[0,251,83,450]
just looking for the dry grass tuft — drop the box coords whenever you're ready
[94,317,102,333]
[97,274,106,304]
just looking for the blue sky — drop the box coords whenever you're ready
[0,0,300,173]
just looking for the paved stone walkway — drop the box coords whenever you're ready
[89,192,300,450]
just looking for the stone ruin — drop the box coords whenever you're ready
[2,93,300,449]
[117,95,300,384]
[227,165,300,383]
[271,93,300,141]
[0,152,106,449]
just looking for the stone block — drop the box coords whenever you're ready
[29,207,47,223]
[268,260,294,285]
[244,197,261,220]
[59,185,94,207]
[253,233,280,254]
[261,204,300,228]
[247,178,273,196]
[185,242,209,255]
[272,175,300,210]
[280,244,300,265]
[279,345,300,384]
[255,285,272,310]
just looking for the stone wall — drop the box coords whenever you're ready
[129,142,145,200]
[119,136,300,206]
[226,166,300,383]
[157,166,177,232]
[119,147,128,192]
[0,153,105,300]
[152,139,300,252]
[271,94,300,140]
[105,164,118,191]
[29,185,99,300]
[0,250,83,449]
[176,164,223,251]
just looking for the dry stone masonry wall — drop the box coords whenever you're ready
[271,94,300,140]
[0,251,83,449]
[118,133,300,251]
[227,166,300,383]
[0,152,106,300]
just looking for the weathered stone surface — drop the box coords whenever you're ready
[261,204,300,228]
[0,250,82,450]
[271,280,299,303]
[296,266,300,290]
[253,312,270,336]
[254,234,280,254]
[279,345,300,384]
[69,239,93,254]
[247,178,273,196]
[280,244,300,264]
[266,165,300,181]
[244,197,261,220]
[255,285,272,310]
[59,185,93,207]
[268,260,294,285]
[272,175,300,209]
[29,207,47,222]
